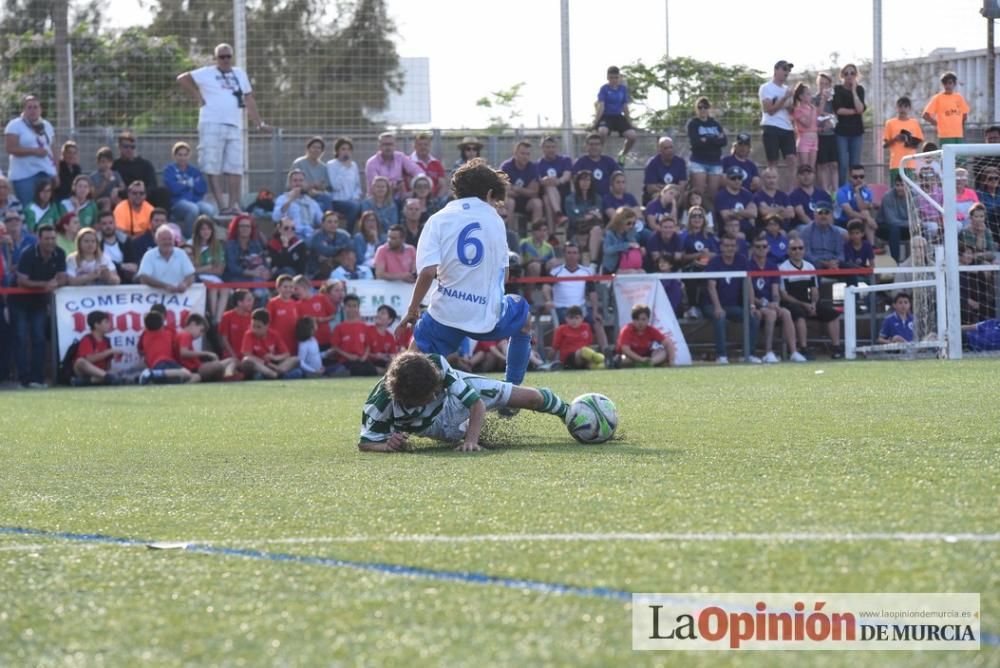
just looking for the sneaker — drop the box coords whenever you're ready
[763,351,780,364]
[104,373,122,386]
[790,351,808,363]
[684,306,702,319]
[747,355,763,364]
[497,407,520,418]
[717,356,729,365]
[830,351,845,360]
[800,349,816,361]
[28,381,48,389]
[138,369,152,386]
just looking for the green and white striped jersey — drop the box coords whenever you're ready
[359,354,480,444]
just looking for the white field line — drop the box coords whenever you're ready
[0,543,99,552]
[229,531,1000,546]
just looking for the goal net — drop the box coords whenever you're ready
[899,144,1000,357]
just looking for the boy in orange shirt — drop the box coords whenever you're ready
[267,274,300,354]
[922,72,969,144]
[240,308,301,380]
[177,313,238,381]
[552,305,605,369]
[883,96,924,182]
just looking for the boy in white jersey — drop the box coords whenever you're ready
[401,158,534,388]
[358,351,569,452]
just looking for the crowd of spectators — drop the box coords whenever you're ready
[3,54,1000,387]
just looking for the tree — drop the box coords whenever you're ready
[621,56,766,136]
[475,82,526,132]
[148,0,403,130]
[0,26,197,129]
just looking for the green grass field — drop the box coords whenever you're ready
[1,360,998,667]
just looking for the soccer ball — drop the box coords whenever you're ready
[565,393,618,444]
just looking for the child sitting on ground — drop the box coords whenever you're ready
[177,313,239,381]
[72,310,124,385]
[552,305,604,369]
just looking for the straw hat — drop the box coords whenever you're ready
[457,136,484,150]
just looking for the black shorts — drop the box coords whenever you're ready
[563,349,587,369]
[762,126,796,161]
[817,134,838,165]
[782,299,840,323]
[597,114,634,136]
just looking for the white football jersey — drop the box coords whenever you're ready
[416,197,510,333]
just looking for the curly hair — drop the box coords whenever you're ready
[384,352,442,408]
[450,158,508,202]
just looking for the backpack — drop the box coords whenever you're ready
[58,336,88,386]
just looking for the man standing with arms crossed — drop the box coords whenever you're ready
[401,159,534,400]
[177,43,268,215]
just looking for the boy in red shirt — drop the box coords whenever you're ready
[368,304,399,373]
[218,289,254,359]
[240,308,301,380]
[138,310,195,384]
[329,294,377,376]
[177,313,238,381]
[72,310,125,385]
[552,305,605,369]
[267,274,300,355]
[616,303,674,368]
[292,274,335,347]
[469,339,507,373]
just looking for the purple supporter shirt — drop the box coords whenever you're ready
[843,239,875,268]
[706,254,749,307]
[645,231,684,271]
[752,189,791,223]
[598,83,630,116]
[765,231,790,264]
[643,155,688,188]
[683,231,719,255]
[602,191,638,213]
[721,155,759,190]
[643,198,675,226]
[500,158,539,189]
[573,155,620,195]
[748,258,781,301]
[536,155,572,182]
[714,187,755,235]
[789,187,834,224]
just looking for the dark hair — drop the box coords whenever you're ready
[986,125,1000,136]
[377,304,397,324]
[657,253,674,267]
[585,132,603,143]
[607,66,620,76]
[387,224,405,236]
[117,130,136,144]
[306,136,325,149]
[793,83,810,105]
[515,139,532,151]
[764,213,782,226]
[251,308,270,325]
[343,293,361,306]
[275,274,293,287]
[151,208,168,220]
[695,96,711,109]
[631,303,651,320]
[384,351,442,408]
[186,313,208,329]
[35,223,55,236]
[333,136,353,152]
[896,96,912,108]
[96,146,114,162]
[894,292,911,303]
[565,305,584,318]
[849,164,865,173]
[573,170,595,198]
[34,177,54,201]
[450,158,509,201]
[232,289,251,304]
[143,310,164,331]
[530,220,547,232]
[87,310,110,329]
[295,316,315,342]
[892,174,903,185]
[846,220,865,234]
[941,71,957,85]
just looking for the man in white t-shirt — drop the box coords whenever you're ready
[401,158,535,387]
[759,60,798,189]
[542,242,610,351]
[177,43,268,215]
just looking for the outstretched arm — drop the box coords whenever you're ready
[400,264,437,326]
[456,400,486,452]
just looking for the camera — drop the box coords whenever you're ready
[232,89,245,108]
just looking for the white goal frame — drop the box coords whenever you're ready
[899,143,1000,359]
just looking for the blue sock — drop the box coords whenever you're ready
[504,332,532,385]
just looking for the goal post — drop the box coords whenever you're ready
[899,143,1000,360]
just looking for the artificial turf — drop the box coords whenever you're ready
[1,359,997,666]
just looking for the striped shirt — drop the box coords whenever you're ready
[359,354,480,443]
